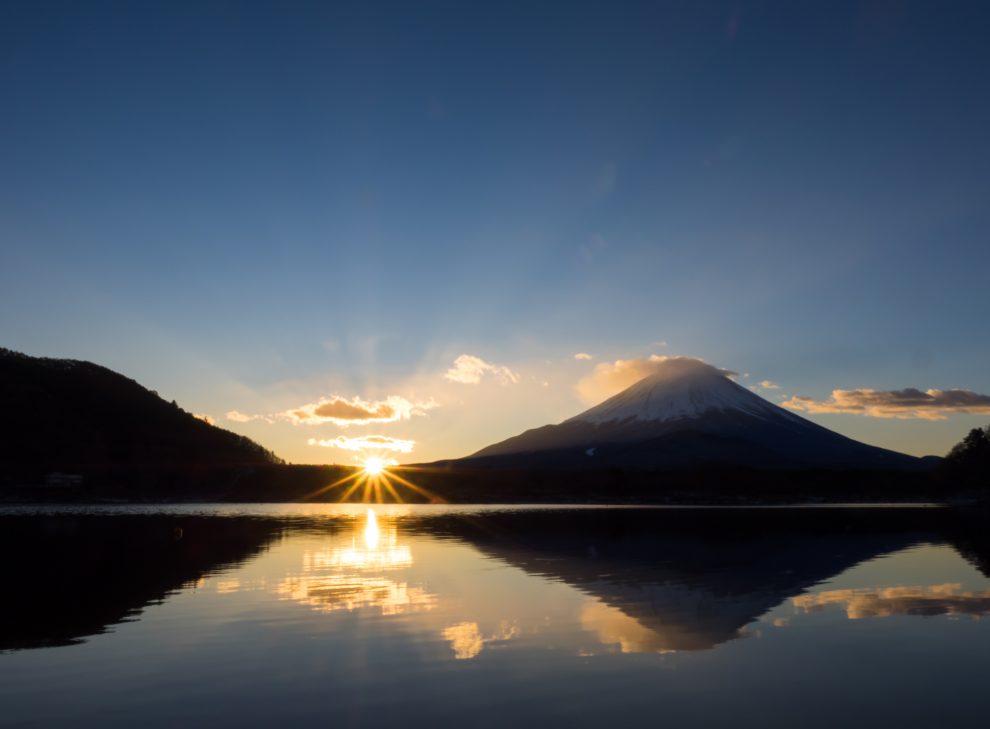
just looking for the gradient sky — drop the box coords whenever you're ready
[2,1,989,463]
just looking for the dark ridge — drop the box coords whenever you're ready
[0,347,282,490]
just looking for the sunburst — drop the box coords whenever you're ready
[301,457,444,504]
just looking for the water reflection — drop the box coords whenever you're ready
[793,584,990,619]
[442,620,521,659]
[277,509,437,616]
[579,599,677,654]
[0,515,281,651]
[3,505,990,658]
[415,508,947,651]
[321,509,413,570]
[8,505,990,729]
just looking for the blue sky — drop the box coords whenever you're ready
[2,1,989,463]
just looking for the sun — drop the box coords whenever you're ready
[362,457,387,476]
[302,455,442,504]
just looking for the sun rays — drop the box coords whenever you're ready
[300,460,445,504]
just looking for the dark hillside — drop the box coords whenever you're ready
[0,348,280,485]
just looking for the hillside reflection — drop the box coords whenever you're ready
[3,506,990,655]
[0,515,282,651]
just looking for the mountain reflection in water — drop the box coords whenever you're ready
[4,505,990,728]
[409,507,987,650]
[2,505,989,656]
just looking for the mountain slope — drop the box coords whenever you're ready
[467,358,928,470]
[0,347,281,475]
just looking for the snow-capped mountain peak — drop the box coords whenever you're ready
[466,355,924,471]
[568,357,786,425]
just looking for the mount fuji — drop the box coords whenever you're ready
[463,358,930,471]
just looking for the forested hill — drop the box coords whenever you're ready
[0,347,281,478]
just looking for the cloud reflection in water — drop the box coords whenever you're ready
[792,583,990,620]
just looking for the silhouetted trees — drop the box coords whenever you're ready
[0,347,284,484]
[943,425,990,487]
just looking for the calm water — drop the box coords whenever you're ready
[2,504,989,727]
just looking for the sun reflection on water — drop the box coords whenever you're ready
[364,508,379,549]
[277,509,435,616]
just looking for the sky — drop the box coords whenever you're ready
[2,0,989,464]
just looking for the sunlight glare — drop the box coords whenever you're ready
[364,508,380,550]
[363,457,387,476]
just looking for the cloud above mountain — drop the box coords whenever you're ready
[227,395,437,428]
[445,354,519,385]
[226,410,272,424]
[307,435,416,453]
[287,395,437,426]
[783,388,990,420]
[577,355,736,404]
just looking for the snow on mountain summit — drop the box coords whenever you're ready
[466,355,924,470]
[568,357,793,425]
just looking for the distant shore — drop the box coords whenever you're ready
[1,463,982,506]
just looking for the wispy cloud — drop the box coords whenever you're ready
[783,388,990,420]
[577,355,735,404]
[444,354,519,385]
[751,380,780,391]
[287,395,437,426]
[574,352,593,360]
[193,413,216,425]
[226,410,272,423]
[227,395,437,427]
[307,435,415,453]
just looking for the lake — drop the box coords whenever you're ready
[2,504,989,727]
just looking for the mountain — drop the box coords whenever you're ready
[0,347,281,482]
[466,357,929,471]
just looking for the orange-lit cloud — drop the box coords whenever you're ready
[757,380,779,390]
[580,599,678,653]
[577,355,736,404]
[793,584,990,619]
[288,395,425,426]
[574,352,593,360]
[193,413,216,425]
[307,435,416,453]
[783,387,990,420]
[444,354,519,385]
[228,395,437,427]
[225,410,272,423]
[441,621,520,660]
